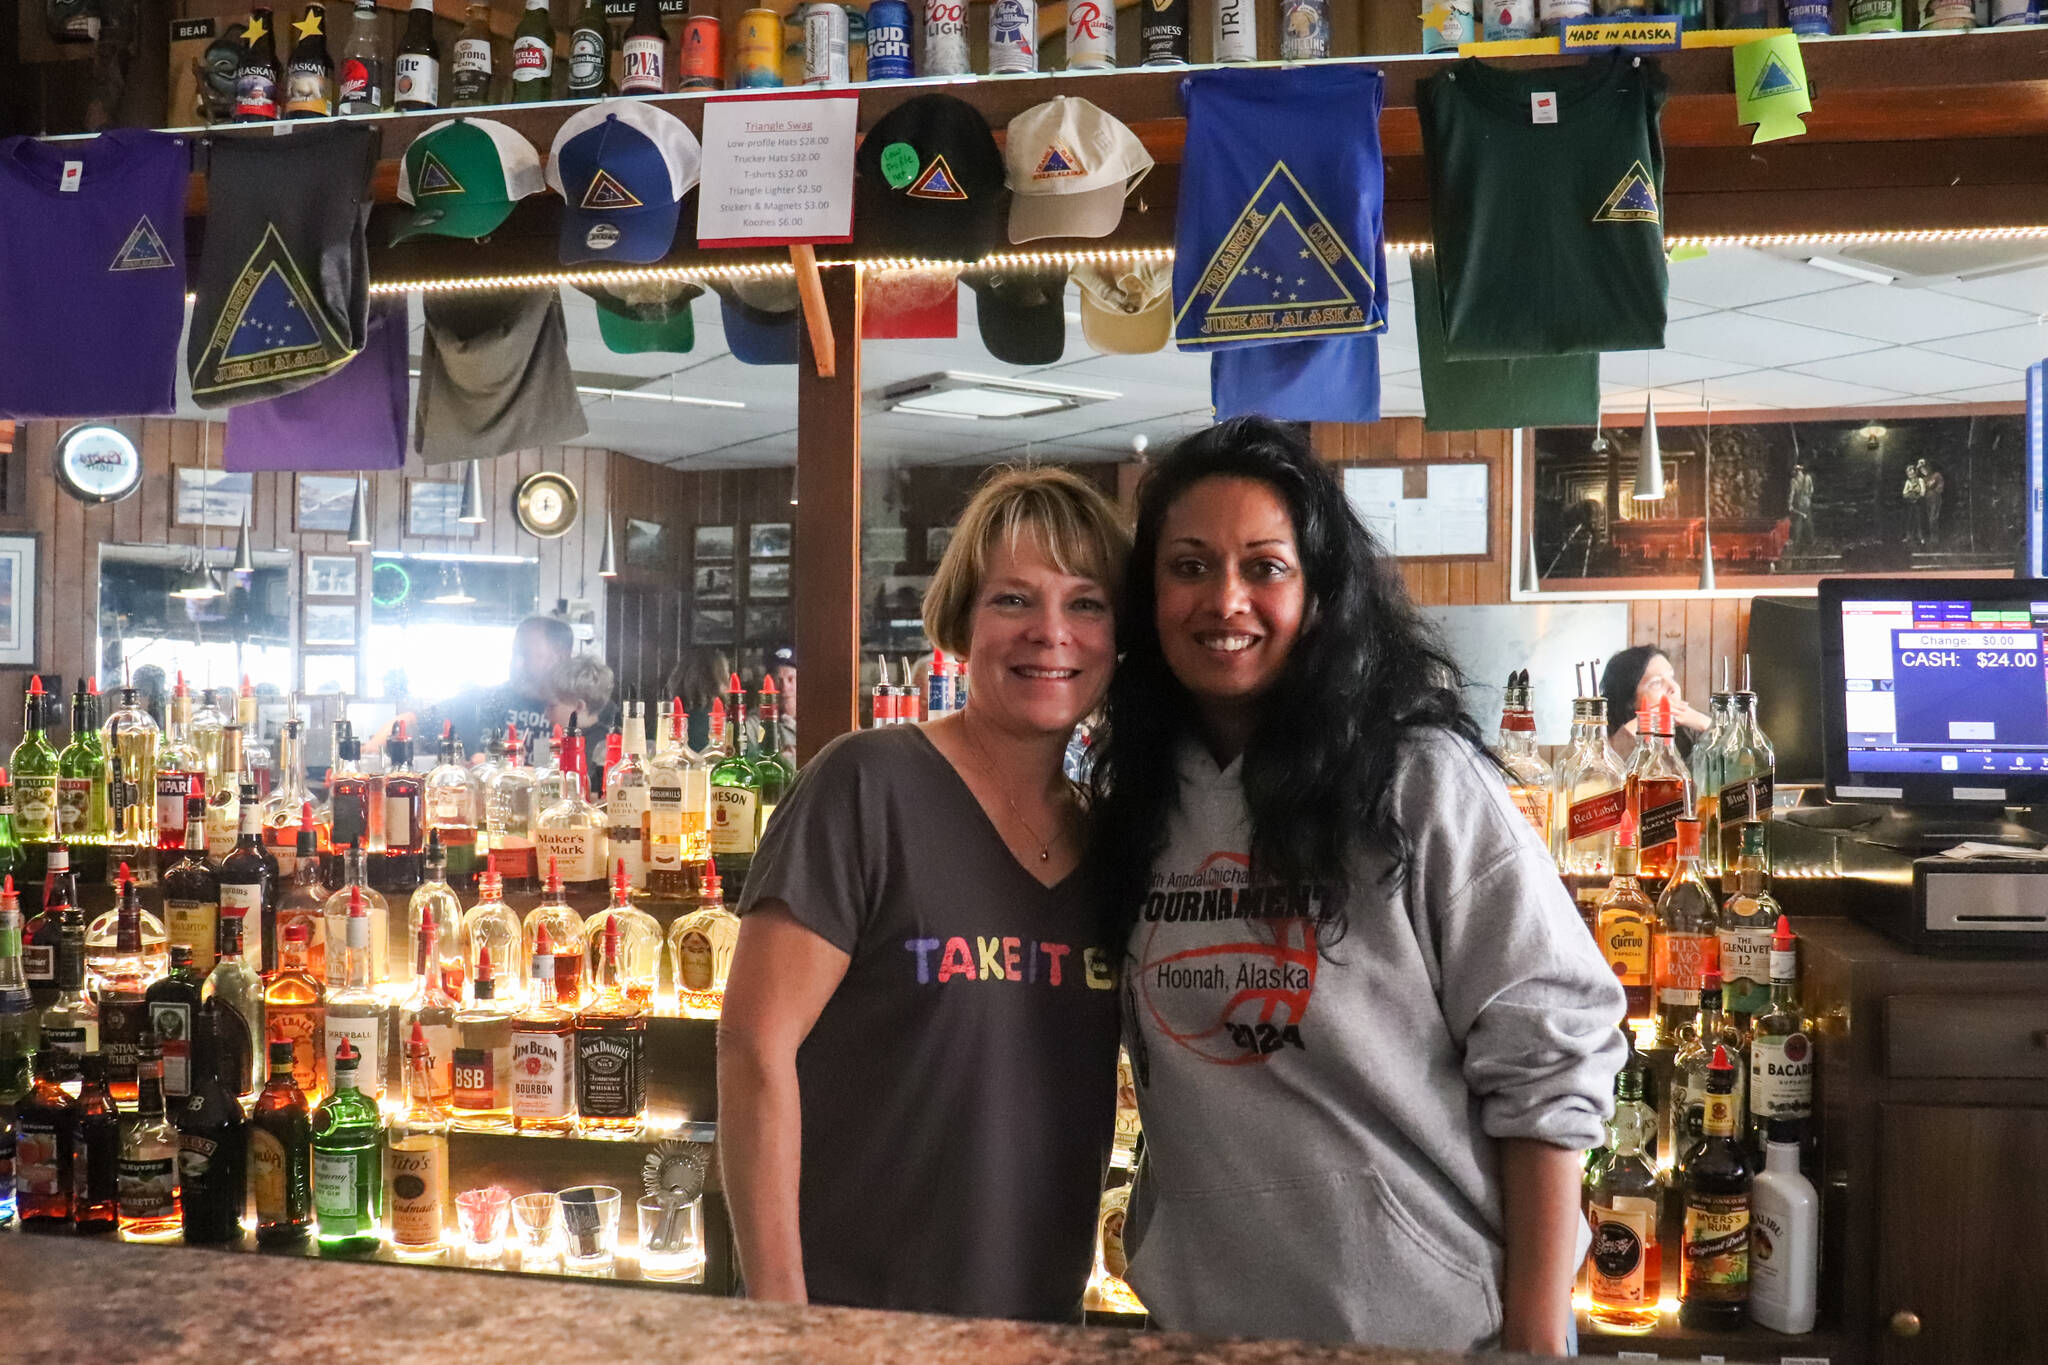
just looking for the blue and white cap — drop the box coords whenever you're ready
[546,100,701,265]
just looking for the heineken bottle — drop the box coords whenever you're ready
[567,0,612,98]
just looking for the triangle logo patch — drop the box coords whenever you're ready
[906,155,969,201]
[1172,161,1379,348]
[190,222,355,397]
[1748,52,1800,101]
[1033,144,1085,180]
[109,215,173,272]
[581,168,643,212]
[1593,160,1661,224]
[416,149,463,196]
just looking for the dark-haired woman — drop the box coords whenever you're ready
[1600,643,1711,763]
[1092,418,1626,1353]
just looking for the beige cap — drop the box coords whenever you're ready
[1004,97,1154,244]
[1074,261,1172,355]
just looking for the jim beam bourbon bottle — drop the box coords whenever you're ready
[510,925,576,1135]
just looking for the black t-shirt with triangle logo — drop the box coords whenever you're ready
[1418,53,1668,360]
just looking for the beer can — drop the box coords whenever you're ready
[1279,0,1332,59]
[921,0,969,75]
[866,0,914,79]
[1067,0,1116,69]
[989,0,1037,74]
[1142,0,1190,65]
[1481,0,1539,40]
[1422,0,1475,50]
[1920,0,1976,24]
[1991,0,2036,24]
[679,15,723,90]
[736,7,784,87]
[1214,0,1258,61]
[1537,0,1592,32]
[803,2,851,83]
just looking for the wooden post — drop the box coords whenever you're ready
[794,264,863,766]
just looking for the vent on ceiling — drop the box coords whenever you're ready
[1773,240,2048,287]
[869,371,1121,421]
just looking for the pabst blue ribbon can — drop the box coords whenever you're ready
[802,2,850,84]
[1214,0,1258,61]
[865,0,913,79]
[920,0,969,75]
[1279,0,1331,58]
[988,0,1038,74]
[736,8,784,87]
[1067,0,1115,69]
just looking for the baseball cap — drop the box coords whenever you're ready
[969,266,1069,367]
[578,278,703,355]
[547,100,701,264]
[1074,260,1171,355]
[393,118,545,244]
[1004,97,1154,244]
[767,642,796,670]
[863,267,959,340]
[712,276,801,365]
[855,94,1005,262]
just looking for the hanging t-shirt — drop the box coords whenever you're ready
[414,287,587,464]
[223,295,410,471]
[1419,52,1668,360]
[1409,254,1599,431]
[1211,332,1380,424]
[738,726,1121,1321]
[0,128,189,419]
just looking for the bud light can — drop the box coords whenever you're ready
[1279,0,1331,58]
[737,8,783,86]
[989,0,1037,73]
[865,0,913,78]
[1422,0,1475,50]
[921,0,969,75]
[679,15,723,89]
[1214,0,1258,60]
[802,2,851,83]
[1481,0,1539,39]
[1067,0,1115,68]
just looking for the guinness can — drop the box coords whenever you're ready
[988,0,1037,74]
[736,7,783,86]
[1279,0,1331,59]
[921,0,969,75]
[1142,0,1190,65]
[1214,0,1258,61]
[679,15,723,89]
[1066,0,1116,69]
[865,0,914,79]
[802,2,850,84]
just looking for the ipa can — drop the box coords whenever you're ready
[802,2,850,83]
[1142,0,1190,64]
[1280,0,1332,57]
[1214,0,1258,60]
[866,0,913,78]
[988,0,1037,73]
[736,7,783,86]
[921,0,969,74]
[679,15,723,89]
[1067,0,1116,68]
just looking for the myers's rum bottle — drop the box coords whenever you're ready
[1680,1045,1753,1330]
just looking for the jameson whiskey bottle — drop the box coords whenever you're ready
[567,0,611,97]
[284,4,336,116]
[511,0,556,100]
[394,0,442,111]
[338,0,385,112]
[621,0,667,94]
[450,0,496,106]
[233,9,284,120]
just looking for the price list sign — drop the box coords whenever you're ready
[696,90,859,249]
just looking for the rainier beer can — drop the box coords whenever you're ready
[679,15,723,89]
[1142,0,1190,64]
[1067,0,1116,68]
[737,7,784,86]
[1214,0,1258,61]
[1280,0,1331,58]
[866,0,914,78]
[921,0,969,74]
[802,2,851,83]
[989,0,1038,73]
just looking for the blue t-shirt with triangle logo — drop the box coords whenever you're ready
[0,128,188,418]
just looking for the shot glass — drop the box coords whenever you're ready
[511,1191,565,1272]
[558,1185,623,1275]
[636,1195,706,1284]
[455,1186,512,1268]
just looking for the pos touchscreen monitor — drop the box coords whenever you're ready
[1820,578,2048,808]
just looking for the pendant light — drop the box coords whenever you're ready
[458,459,487,524]
[598,513,618,579]
[170,555,221,601]
[346,474,373,547]
[1697,390,1716,592]
[231,503,256,575]
[173,422,225,599]
[1632,391,1666,501]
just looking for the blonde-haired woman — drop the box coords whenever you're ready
[719,467,1129,1321]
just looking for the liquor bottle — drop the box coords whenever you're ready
[394,0,442,110]
[276,802,327,981]
[96,870,150,1102]
[388,1021,451,1257]
[190,688,228,788]
[708,685,762,883]
[85,859,167,995]
[423,725,480,887]
[261,720,317,877]
[1593,824,1655,1020]
[754,679,796,825]
[117,1033,182,1240]
[535,720,607,894]
[22,847,70,1009]
[1668,970,1747,1173]
[155,676,206,851]
[55,680,108,849]
[575,912,646,1134]
[524,858,587,1007]
[1494,671,1553,844]
[1586,1061,1662,1335]
[1718,822,1778,1023]
[607,701,652,891]
[176,1010,249,1244]
[202,725,243,859]
[1141,0,1189,65]
[102,686,159,859]
[234,7,284,120]
[285,3,336,116]
[1690,664,1733,876]
[0,769,21,892]
[1625,698,1691,879]
[1748,1119,1818,1334]
[1679,1044,1752,1330]
[511,0,555,99]
[339,0,385,111]
[325,883,390,1102]
[1556,690,1627,875]
[1747,915,1813,1152]
[1718,660,1776,872]
[322,840,391,989]
[40,905,96,1092]
[583,861,661,1007]
[236,681,274,799]
[704,695,729,759]
[452,938,513,1131]
[621,0,667,93]
[1652,816,1717,1049]
[69,1052,119,1232]
[0,874,37,1222]
[11,678,60,846]
[163,796,220,975]
[409,831,467,1003]
[450,0,496,106]
[485,723,539,888]
[265,920,326,1104]
[566,0,611,98]
[510,924,577,1135]
[670,857,738,1015]
[398,915,459,1108]
[203,911,265,1098]
[645,700,709,899]
[310,1037,382,1253]
[145,945,205,1104]
[381,722,424,862]
[219,782,271,962]
[462,868,524,1010]
[14,1048,81,1225]
[250,1036,315,1245]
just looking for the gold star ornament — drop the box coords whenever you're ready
[293,9,323,39]
[244,13,267,42]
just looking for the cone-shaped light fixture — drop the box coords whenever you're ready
[346,475,372,547]
[232,506,255,575]
[1698,396,1716,591]
[458,459,487,524]
[598,514,618,579]
[170,555,222,601]
[1632,393,1666,501]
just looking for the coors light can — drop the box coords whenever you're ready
[1214,0,1258,61]
[1279,0,1331,59]
[989,0,1037,73]
[1067,0,1115,69]
[802,2,850,84]
[920,0,969,75]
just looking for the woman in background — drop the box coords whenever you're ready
[665,647,732,753]
[1601,644,1711,762]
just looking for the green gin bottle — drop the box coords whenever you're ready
[311,1036,383,1253]
[10,679,61,846]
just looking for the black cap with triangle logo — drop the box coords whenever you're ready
[855,94,1005,262]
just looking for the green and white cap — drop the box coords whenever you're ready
[394,117,546,245]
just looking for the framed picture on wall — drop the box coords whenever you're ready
[408,480,477,539]
[745,604,792,643]
[302,652,356,696]
[693,564,734,601]
[0,533,38,666]
[304,555,358,597]
[693,608,735,644]
[749,522,792,558]
[626,518,665,567]
[296,475,358,533]
[695,525,735,561]
[747,561,790,600]
[303,603,357,647]
[175,468,253,527]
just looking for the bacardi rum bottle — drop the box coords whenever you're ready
[452,939,513,1130]
[574,913,646,1135]
[1494,670,1553,844]
[250,1036,314,1245]
[1625,698,1691,879]
[522,858,587,1008]
[1746,915,1812,1153]
[1557,693,1627,874]
[582,860,661,1007]
[387,1021,450,1258]
[510,925,576,1135]
[310,1037,382,1252]
[1651,817,1718,1049]
[669,857,737,1016]
[1586,1061,1662,1335]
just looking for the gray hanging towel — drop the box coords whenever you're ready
[415,286,587,464]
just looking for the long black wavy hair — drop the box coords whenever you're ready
[1087,417,1490,947]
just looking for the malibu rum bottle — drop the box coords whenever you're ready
[510,924,576,1135]
[393,0,442,110]
[250,1036,314,1245]
[1679,1045,1752,1330]
[574,912,646,1135]
[387,1021,450,1258]
[311,1037,382,1253]
[511,0,556,99]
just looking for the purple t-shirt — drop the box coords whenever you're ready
[224,295,410,472]
[0,128,188,419]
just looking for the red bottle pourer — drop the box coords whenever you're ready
[349,881,365,919]
[25,675,42,699]
[670,696,687,743]
[505,720,520,755]
[0,873,15,912]
[88,677,99,697]
[709,696,727,740]
[1657,695,1674,739]
[1774,913,1795,949]
[609,858,630,905]
[602,732,623,792]
[475,938,495,988]
[407,1019,430,1063]
[701,855,724,906]
[173,670,187,699]
[544,856,565,899]
[602,906,622,973]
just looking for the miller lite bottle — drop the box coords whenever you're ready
[1142,0,1190,64]
[988,0,1037,74]
[393,0,440,111]
[920,0,969,75]
[1214,0,1258,61]
[1066,0,1115,68]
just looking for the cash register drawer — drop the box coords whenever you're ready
[1887,995,2048,1079]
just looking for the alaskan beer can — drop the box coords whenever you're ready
[737,7,784,86]
[1067,0,1116,68]
[1214,0,1258,60]
[989,0,1037,73]
[866,0,913,78]
[679,15,724,89]
[921,0,969,75]
[1480,0,1539,39]
[1279,0,1331,58]
[803,2,851,83]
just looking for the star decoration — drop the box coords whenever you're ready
[1299,248,1312,259]
[293,10,323,38]
[245,13,267,42]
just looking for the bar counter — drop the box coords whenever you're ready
[0,1235,1631,1365]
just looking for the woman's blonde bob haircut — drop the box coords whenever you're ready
[922,466,1131,657]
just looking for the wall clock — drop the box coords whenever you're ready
[515,471,579,539]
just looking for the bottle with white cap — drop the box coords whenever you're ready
[1214,0,1258,61]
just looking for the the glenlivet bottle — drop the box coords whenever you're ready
[176,1010,250,1244]
[394,0,442,111]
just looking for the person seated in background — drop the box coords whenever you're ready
[377,614,575,759]
[665,647,733,754]
[766,643,796,761]
[1601,644,1711,763]
[548,652,616,784]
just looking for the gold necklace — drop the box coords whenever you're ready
[962,721,1065,863]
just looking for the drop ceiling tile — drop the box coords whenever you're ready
[1928,381,2030,404]
[1920,322,2048,371]
[1600,351,1754,388]
[1667,248,1852,308]
[1661,312,1881,366]
[1790,346,2017,395]
[1928,264,2048,316]
[1740,282,2032,345]
[1703,369,1909,410]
